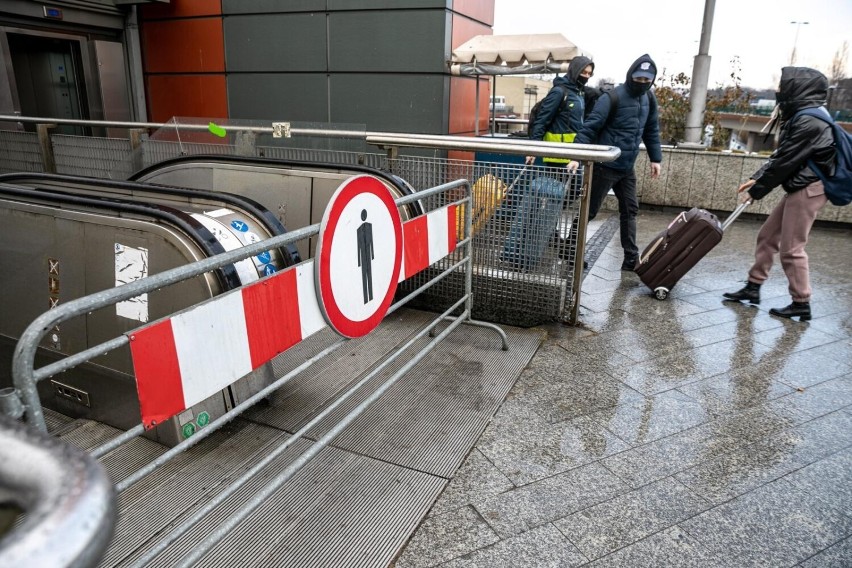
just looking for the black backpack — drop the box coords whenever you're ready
[526,85,569,139]
[793,106,852,206]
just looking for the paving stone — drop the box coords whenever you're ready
[552,477,711,561]
[474,463,627,537]
[778,376,852,419]
[785,446,852,517]
[583,526,723,568]
[477,412,630,485]
[600,399,808,488]
[394,506,499,568]
[439,523,587,568]
[400,211,852,568]
[676,371,796,417]
[428,449,514,517]
[799,536,852,568]
[681,478,852,567]
[590,390,713,446]
[674,436,809,504]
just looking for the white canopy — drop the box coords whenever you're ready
[450,33,591,76]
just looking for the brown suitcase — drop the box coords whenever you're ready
[636,204,747,300]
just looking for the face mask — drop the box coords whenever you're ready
[577,75,589,86]
[627,81,652,96]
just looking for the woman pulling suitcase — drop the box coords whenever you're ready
[723,66,836,322]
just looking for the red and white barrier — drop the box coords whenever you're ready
[129,201,459,429]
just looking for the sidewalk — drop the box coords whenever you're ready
[393,208,852,567]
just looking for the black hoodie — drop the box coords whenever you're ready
[749,66,836,199]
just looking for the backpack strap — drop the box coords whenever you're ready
[553,85,570,117]
[602,89,619,130]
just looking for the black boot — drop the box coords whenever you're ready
[769,301,811,321]
[723,281,761,304]
[621,255,638,272]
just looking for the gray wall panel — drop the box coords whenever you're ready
[330,74,447,133]
[328,0,449,9]
[328,10,447,73]
[227,74,329,122]
[225,14,327,72]
[222,0,326,14]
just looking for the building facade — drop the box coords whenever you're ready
[0,0,496,137]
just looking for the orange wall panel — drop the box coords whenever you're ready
[142,18,225,73]
[451,13,492,52]
[448,76,490,136]
[452,0,494,26]
[140,0,223,20]
[146,75,228,123]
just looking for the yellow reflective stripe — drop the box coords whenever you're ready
[542,132,576,162]
[543,132,577,143]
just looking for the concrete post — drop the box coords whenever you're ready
[36,124,57,173]
[683,0,717,148]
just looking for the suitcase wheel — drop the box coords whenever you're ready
[653,287,669,301]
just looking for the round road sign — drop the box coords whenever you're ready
[315,175,403,338]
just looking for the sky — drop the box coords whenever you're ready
[492,0,852,90]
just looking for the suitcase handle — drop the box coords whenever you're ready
[721,200,751,232]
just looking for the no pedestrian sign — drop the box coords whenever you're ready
[315,175,403,338]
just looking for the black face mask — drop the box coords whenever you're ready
[577,75,589,86]
[627,81,652,96]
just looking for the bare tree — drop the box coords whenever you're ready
[829,41,849,85]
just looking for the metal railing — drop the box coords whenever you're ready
[0,412,116,568]
[1,174,509,566]
[0,115,621,326]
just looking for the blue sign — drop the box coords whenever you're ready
[230,220,248,232]
[263,264,277,276]
[257,251,272,264]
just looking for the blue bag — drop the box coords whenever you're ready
[794,107,852,206]
[501,176,566,271]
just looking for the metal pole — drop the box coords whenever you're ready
[789,21,809,65]
[683,0,716,146]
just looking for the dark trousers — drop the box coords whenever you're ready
[587,165,639,259]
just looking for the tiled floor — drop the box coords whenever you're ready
[393,208,852,567]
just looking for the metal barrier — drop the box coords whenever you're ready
[0,412,116,568]
[0,115,622,325]
[1,174,510,566]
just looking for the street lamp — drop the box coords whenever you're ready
[790,21,809,65]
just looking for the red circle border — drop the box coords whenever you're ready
[316,175,403,338]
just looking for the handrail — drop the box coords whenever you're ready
[0,414,116,568]
[0,114,621,162]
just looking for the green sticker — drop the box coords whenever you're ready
[182,422,196,438]
[208,122,226,138]
[197,411,210,428]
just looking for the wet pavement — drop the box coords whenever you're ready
[393,207,852,567]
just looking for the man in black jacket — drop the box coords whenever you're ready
[723,67,836,321]
[570,54,663,271]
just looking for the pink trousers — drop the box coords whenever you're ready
[748,181,828,302]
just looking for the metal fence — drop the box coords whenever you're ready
[0,115,620,326]
[1,175,508,566]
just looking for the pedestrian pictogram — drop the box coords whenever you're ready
[316,175,403,338]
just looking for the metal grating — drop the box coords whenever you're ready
[392,157,585,326]
[247,309,541,478]
[57,310,539,567]
[0,130,43,174]
[52,135,135,179]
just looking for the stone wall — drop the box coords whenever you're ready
[601,148,851,224]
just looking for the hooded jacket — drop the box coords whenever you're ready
[748,67,836,200]
[574,54,663,171]
[529,55,594,144]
